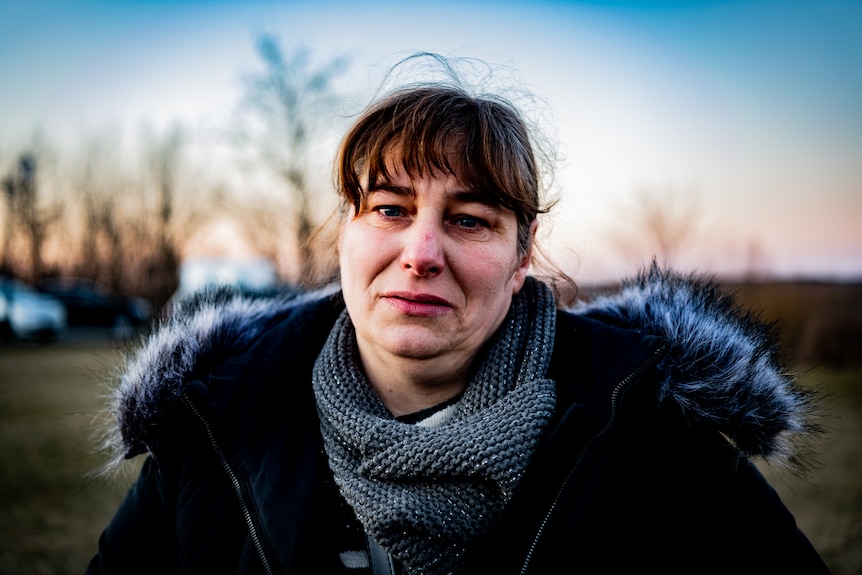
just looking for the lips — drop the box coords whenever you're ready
[383,292,452,316]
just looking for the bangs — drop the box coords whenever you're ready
[367,131,468,198]
[337,88,538,218]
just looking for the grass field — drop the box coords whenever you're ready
[0,338,860,574]
[0,342,134,574]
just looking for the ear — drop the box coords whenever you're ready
[512,220,538,294]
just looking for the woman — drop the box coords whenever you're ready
[86,62,830,574]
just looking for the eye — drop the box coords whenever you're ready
[453,215,487,229]
[375,206,403,218]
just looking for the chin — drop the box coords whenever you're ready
[386,342,445,360]
[380,330,450,360]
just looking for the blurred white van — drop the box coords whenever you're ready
[173,256,279,302]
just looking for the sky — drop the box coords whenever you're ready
[1,0,861,284]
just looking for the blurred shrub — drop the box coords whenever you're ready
[579,279,862,368]
[726,281,862,368]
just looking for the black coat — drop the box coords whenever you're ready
[86,268,830,574]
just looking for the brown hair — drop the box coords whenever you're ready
[336,85,544,256]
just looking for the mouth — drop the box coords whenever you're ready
[383,292,452,316]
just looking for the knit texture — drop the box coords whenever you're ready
[312,277,557,575]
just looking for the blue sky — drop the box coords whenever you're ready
[1,0,860,282]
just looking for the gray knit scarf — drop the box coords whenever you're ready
[312,277,557,575]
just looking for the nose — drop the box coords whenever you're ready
[400,219,444,276]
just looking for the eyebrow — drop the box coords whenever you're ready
[369,183,501,209]
[370,183,413,196]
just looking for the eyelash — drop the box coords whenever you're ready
[375,206,403,218]
[453,215,487,229]
[373,206,489,230]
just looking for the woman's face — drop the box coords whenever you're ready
[339,163,533,386]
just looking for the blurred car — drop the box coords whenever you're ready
[0,276,67,341]
[37,278,151,337]
[173,256,279,301]
[164,256,286,318]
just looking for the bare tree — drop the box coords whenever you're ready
[1,151,61,282]
[237,36,349,285]
[139,125,185,305]
[0,155,14,275]
[67,137,129,290]
[611,183,703,270]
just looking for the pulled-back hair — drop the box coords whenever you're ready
[336,85,544,256]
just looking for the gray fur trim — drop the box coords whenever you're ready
[572,263,822,471]
[94,285,338,475]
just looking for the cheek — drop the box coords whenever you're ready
[337,226,363,291]
[338,221,366,268]
[457,248,522,295]
[339,223,389,284]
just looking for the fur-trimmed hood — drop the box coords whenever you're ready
[571,264,821,472]
[98,266,822,475]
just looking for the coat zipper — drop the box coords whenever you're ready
[518,342,668,575]
[181,391,275,575]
